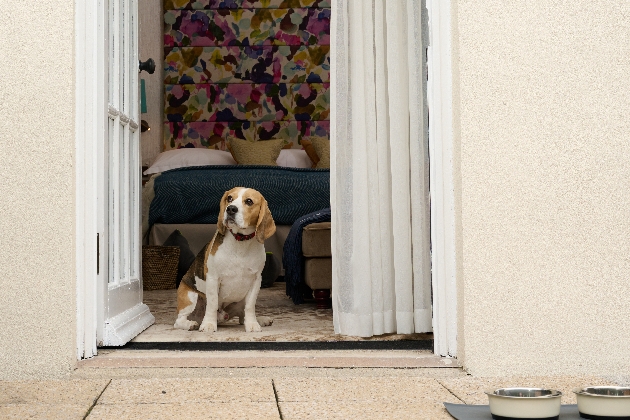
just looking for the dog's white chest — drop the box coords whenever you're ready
[207,238,265,304]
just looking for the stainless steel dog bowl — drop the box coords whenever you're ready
[485,388,562,419]
[573,386,630,419]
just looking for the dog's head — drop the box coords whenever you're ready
[216,187,276,243]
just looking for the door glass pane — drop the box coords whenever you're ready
[132,0,137,111]
[119,122,127,282]
[105,0,140,285]
[108,0,115,104]
[119,0,125,110]
[130,134,138,279]
[108,117,117,284]
[129,0,139,280]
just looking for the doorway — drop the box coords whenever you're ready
[76,0,456,358]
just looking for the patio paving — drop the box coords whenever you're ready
[0,364,624,419]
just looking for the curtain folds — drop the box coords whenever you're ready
[331,0,431,337]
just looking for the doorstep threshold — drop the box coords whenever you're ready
[79,348,459,369]
[105,340,433,351]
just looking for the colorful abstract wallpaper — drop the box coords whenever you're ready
[163,0,330,150]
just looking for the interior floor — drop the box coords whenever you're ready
[134,282,432,343]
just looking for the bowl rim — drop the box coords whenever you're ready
[573,386,630,398]
[484,388,563,399]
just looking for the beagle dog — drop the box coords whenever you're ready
[173,187,276,332]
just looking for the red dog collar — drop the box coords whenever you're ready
[229,229,256,241]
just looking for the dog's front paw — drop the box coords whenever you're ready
[244,320,262,332]
[173,319,199,331]
[199,320,217,333]
[257,316,273,327]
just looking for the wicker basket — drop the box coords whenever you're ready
[142,246,180,291]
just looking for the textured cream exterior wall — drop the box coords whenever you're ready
[454,1,630,375]
[0,2,76,379]
[139,0,164,166]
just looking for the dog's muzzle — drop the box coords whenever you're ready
[226,205,238,216]
[224,204,238,225]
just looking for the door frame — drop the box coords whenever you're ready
[75,0,458,359]
[426,0,458,358]
[76,0,105,359]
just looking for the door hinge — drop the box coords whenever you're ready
[97,233,100,274]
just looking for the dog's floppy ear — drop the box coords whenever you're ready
[216,189,232,235]
[255,198,276,243]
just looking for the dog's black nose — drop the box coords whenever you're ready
[226,205,238,216]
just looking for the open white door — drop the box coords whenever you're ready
[101,0,154,346]
[76,0,153,356]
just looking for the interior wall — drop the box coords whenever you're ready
[0,1,76,379]
[454,0,630,376]
[139,0,165,166]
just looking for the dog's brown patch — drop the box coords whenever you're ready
[236,189,276,243]
[177,282,195,312]
[176,280,207,326]
[180,243,210,293]
[209,232,224,256]
[255,197,275,243]
[188,293,207,326]
[217,187,245,235]
[242,190,262,228]
[203,231,224,280]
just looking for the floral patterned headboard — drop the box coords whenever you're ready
[164,0,330,150]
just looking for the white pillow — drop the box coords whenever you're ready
[276,149,312,168]
[144,148,237,174]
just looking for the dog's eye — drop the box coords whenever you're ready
[227,196,233,203]
[245,198,253,206]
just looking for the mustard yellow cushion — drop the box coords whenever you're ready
[227,138,284,166]
[310,137,330,169]
[227,139,291,163]
[300,139,319,168]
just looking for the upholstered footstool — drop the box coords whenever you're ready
[302,222,332,309]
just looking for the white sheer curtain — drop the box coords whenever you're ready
[331,0,431,337]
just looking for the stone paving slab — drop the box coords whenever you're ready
[98,378,275,404]
[438,375,617,405]
[274,377,463,403]
[0,379,109,405]
[274,377,462,419]
[88,402,280,419]
[0,379,108,419]
[0,404,89,420]
[279,400,456,419]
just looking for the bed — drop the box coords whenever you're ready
[141,148,330,269]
